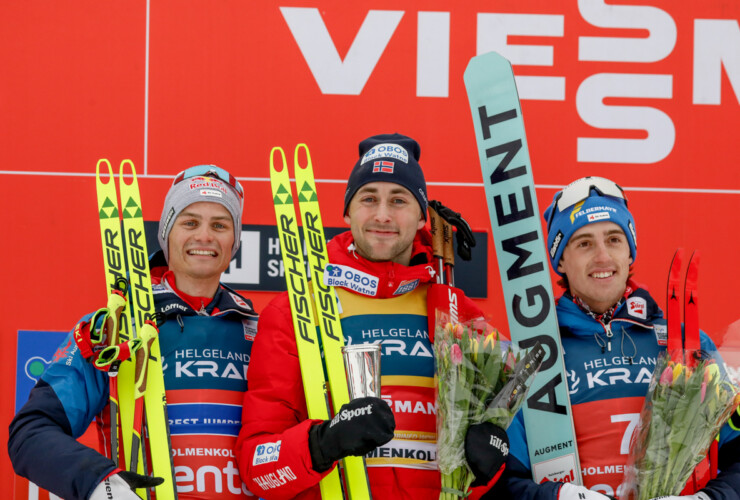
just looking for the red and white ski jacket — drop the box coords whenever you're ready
[235,229,494,499]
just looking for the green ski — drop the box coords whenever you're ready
[464,52,582,485]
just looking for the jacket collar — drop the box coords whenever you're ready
[149,250,257,320]
[557,281,663,336]
[327,230,437,298]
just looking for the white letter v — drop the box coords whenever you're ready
[280,7,404,95]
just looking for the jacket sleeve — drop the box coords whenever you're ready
[235,294,332,499]
[8,325,115,500]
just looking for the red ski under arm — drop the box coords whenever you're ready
[235,293,331,499]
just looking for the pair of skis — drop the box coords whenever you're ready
[666,249,701,367]
[95,159,177,499]
[666,249,718,486]
[270,144,372,499]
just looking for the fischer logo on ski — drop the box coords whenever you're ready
[463,51,581,484]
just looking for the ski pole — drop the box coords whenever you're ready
[129,321,158,475]
[428,204,445,284]
[442,217,455,287]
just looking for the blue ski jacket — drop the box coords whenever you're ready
[488,284,740,500]
[8,252,259,500]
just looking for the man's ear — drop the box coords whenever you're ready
[416,214,425,231]
[344,214,351,225]
[557,259,565,274]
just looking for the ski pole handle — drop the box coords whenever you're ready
[442,218,455,287]
[428,203,445,284]
[94,338,143,371]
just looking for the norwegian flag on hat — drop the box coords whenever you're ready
[372,161,394,173]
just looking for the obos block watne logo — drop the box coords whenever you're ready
[252,440,282,466]
[323,264,379,297]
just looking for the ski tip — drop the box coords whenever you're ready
[270,146,287,174]
[95,159,113,184]
[294,143,312,171]
[119,159,138,187]
[464,50,512,79]
[668,248,685,273]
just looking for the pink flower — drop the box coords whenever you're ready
[450,344,463,365]
[505,351,517,372]
[659,366,673,385]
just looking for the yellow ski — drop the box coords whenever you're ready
[294,144,372,499]
[270,147,345,499]
[95,159,136,470]
[118,159,178,499]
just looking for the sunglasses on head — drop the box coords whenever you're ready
[547,177,627,231]
[173,165,244,200]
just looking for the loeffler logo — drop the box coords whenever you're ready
[329,404,373,428]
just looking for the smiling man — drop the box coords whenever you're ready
[9,166,259,499]
[490,177,740,500]
[236,134,508,499]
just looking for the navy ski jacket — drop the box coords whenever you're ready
[486,284,740,500]
[8,252,258,500]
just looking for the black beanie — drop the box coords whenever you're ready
[343,133,428,220]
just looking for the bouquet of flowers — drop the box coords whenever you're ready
[434,311,544,500]
[622,351,740,499]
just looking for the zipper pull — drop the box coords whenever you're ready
[605,322,613,352]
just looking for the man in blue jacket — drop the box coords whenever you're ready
[490,176,740,500]
[9,166,258,499]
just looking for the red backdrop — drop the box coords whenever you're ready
[2,1,739,494]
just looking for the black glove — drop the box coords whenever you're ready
[119,470,165,489]
[309,397,395,472]
[465,422,509,487]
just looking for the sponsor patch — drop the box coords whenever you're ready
[587,211,611,222]
[654,323,668,346]
[372,160,394,173]
[229,292,249,308]
[393,279,419,295]
[532,453,579,484]
[329,403,373,428]
[550,230,564,259]
[161,207,176,239]
[323,264,379,296]
[626,296,647,320]
[200,188,223,198]
[242,318,258,341]
[252,440,281,466]
[188,177,228,196]
[361,143,409,164]
[569,201,585,224]
[628,220,636,244]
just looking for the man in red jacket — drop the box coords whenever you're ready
[235,134,508,499]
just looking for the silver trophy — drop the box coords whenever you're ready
[342,343,381,399]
